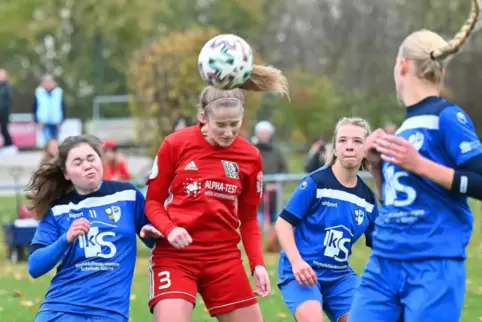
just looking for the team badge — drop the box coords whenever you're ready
[221,160,239,179]
[105,206,121,223]
[256,171,263,195]
[408,132,424,151]
[354,209,364,225]
[456,112,467,124]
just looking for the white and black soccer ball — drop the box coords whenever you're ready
[198,34,254,90]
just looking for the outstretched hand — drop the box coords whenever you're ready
[140,225,164,239]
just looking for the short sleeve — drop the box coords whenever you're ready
[280,176,317,223]
[440,106,482,166]
[31,210,60,246]
[239,152,263,206]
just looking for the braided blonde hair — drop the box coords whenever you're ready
[399,0,479,83]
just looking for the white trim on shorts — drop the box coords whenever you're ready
[207,296,257,312]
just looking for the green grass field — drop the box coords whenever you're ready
[1,152,482,321]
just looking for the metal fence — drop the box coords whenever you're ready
[0,170,373,215]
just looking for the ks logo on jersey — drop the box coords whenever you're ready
[323,226,352,262]
[78,226,117,259]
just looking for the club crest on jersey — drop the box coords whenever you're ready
[221,160,239,179]
[456,112,467,124]
[408,132,424,151]
[105,206,121,223]
[256,171,263,195]
[354,209,364,225]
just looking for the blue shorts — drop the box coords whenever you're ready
[35,311,126,322]
[348,254,466,322]
[279,273,357,321]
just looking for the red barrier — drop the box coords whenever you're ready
[0,121,37,148]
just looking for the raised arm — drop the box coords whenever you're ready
[377,107,482,200]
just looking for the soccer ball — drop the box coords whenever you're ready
[198,34,254,90]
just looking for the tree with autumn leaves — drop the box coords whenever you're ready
[128,27,267,156]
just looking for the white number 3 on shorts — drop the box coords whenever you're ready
[158,271,172,290]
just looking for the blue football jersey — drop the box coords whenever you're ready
[372,96,482,260]
[31,181,150,320]
[278,166,378,284]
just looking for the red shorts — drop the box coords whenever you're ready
[148,255,257,316]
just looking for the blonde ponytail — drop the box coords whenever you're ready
[431,0,479,60]
[240,65,289,97]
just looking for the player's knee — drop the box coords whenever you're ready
[152,298,194,322]
[295,300,324,322]
[216,304,263,322]
[338,313,349,322]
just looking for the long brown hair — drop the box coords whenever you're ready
[25,135,103,219]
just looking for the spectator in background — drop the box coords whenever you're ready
[304,135,327,173]
[0,68,17,155]
[173,116,194,132]
[253,120,288,253]
[383,122,397,135]
[102,139,131,181]
[33,74,66,145]
[40,138,58,164]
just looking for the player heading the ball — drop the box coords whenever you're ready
[146,43,288,320]
[198,33,288,95]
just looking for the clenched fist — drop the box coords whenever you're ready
[167,227,192,249]
[66,218,90,243]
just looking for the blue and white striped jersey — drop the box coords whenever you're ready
[372,96,482,260]
[278,166,378,284]
[31,181,150,320]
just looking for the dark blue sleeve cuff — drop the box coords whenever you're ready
[279,210,301,226]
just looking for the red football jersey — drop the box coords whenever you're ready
[145,124,263,258]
